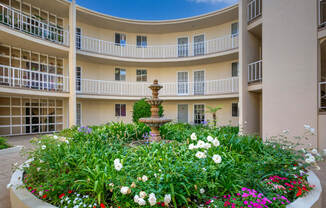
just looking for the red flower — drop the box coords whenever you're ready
[93,206,96,208]
[100,203,105,208]
[296,187,302,197]
[42,194,47,199]
[68,190,73,194]
[161,202,165,207]
[59,193,65,199]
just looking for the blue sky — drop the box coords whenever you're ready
[76,0,238,21]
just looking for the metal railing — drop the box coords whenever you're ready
[77,34,238,59]
[0,65,69,92]
[78,77,239,97]
[320,82,326,110]
[319,0,326,27]
[248,0,262,23]
[0,3,69,46]
[248,60,262,83]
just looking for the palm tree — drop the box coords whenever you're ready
[206,106,222,127]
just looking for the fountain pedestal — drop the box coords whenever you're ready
[139,80,172,142]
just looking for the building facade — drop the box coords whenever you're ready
[0,0,324,150]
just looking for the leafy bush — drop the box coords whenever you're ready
[22,123,321,208]
[132,98,163,122]
[0,137,11,150]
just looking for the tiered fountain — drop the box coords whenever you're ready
[139,80,172,142]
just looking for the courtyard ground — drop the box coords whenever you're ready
[0,136,324,208]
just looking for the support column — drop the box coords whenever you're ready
[239,0,261,136]
[68,0,76,127]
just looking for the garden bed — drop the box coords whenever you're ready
[8,123,323,208]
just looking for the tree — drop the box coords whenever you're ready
[206,106,222,127]
[132,98,164,123]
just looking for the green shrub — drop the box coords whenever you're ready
[132,98,163,123]
[0,137,11,150]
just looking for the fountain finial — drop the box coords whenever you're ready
[138,80,172,142]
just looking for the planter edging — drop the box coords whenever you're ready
[0,145,23,155]
[9,160,322,208]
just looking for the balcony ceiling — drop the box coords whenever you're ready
[21,0,70,18]
[76,4,238,34]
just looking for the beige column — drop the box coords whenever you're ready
[239,0,261,135]
[68,0,76,127]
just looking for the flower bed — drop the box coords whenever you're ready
[17,123,322,208]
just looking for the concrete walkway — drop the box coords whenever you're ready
[0,136,324,208]
[0,135,35,208]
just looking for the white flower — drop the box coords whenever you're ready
[6,183,12,189]
[189,144,196,150]
[212,139,220,147]
[37,167,41,172]
[191,133,197,141]
[134,195,140,203]
[148,193,157,206]
[305,155,316,164]
[293,167,297,170]
[120,186,131,195]
[282,129,289,134]
[304,124,311,130]
[40,159,44,163]
[310,128,315,134]
[203,143,211,149]
[212,154,222,164]
[139,191,147,198]
[138,198,146,206]
[53,135,58,139]
[197,140,205,148]
[311,149,318,154]
[154,173,157,177]
[114,162,123,171]
[315,166,321,171]
[114,159,121,165]
[41,145,46,150]
[195,151,206,159]
[206,136,214,142]
[39,191,43,196]
[142,175,148,182]
[200,188,205,194]
[164,194,171,205]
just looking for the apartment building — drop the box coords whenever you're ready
[0,0,324,150]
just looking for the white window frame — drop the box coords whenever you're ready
[115,104,126,117]
[177,71,189,95]
[193,69,206,95]
[115,68,126,81]
[193,33,206,56]
[177,104,189,123]
[76,103,82,126]
[76,66,82,92]
[232,102,239,117]
[177,36,189,57]
[136,69,147,82]
[76,27,82,50]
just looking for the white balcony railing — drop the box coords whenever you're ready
[0,65,69,92]
[248,0,262,23]
[78,77,239,97]
[248,60,262,83]
[77,34,238,59]
[320,82,326,110]
[0,3,69,46]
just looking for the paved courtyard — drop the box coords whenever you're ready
[0,136,324,208]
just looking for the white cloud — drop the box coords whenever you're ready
[190,0,238,4]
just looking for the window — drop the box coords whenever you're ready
[178,37,188,57]
[115,33,126,46]
[115,104,126,117]
[194,34,205,56]
[193,70,205,95]
[76,27,82,49]
[177,72,188,95]
[232,62,239,77]
[115,68,126,81]
[76,103,81,126]
[232,103,239,117]
[137,36,147,48]
[231,22,239,36]
[136,69,147,82]
[76,67,81,91]
[194,104,205,124]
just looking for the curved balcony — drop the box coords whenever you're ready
[0,3,69,46]
[77,34,238,60]
[78,77,239,99]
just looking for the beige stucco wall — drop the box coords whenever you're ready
[76,20,238,46]
[318,114,326,150]
[76,59,238,83]
[262,0,318,146]
[78,98,238,126]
